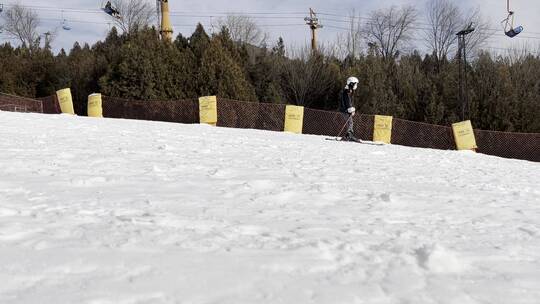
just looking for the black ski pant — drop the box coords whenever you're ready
[342,112,354,135]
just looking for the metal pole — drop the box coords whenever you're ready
[456,24,474,121]
[336,115,352,138]
[311,25,317,52]
[310,9,317,52]
[458,36,464,121]
[463,36,469,121]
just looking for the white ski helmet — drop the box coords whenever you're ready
[346,76,359,90]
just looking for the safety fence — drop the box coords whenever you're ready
[38,95,62,114]
[1,92,538,162]
[101,96,540,162]
[0,93,44,113]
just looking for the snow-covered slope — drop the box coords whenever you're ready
[1,111,539,304]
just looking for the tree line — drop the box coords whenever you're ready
[0,1,539,133]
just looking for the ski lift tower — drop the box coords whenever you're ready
[305,8,323,53]
[0,3,4,34]
[456,23,475,121]
[156,0,173,42]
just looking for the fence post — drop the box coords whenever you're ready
[373,115,393,144]
[452,120,478,151]
[55,88,75,115]
[199,96,218,126]
[284,105,304,134]
[88,93,103,118]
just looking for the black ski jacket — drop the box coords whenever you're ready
[339,89,354,113]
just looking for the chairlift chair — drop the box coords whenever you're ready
[0,4,3,13]
[101,1,122,19]
[62,19,72,31]
[502,0,523,38]
[61,11,71,31]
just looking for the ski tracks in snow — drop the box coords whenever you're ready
[0,112,539,303]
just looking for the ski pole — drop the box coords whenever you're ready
[336,115,352,138]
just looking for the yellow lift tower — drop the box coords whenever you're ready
[305,8,323,53]
[157,0,173,42]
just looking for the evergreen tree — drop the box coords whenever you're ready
[197,38,257,101]
[1,22,539,133]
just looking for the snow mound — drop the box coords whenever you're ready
[415,244,468,273]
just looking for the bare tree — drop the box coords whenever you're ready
[217,14,268,46]
[109,0,155,34]
[424,0,461,61]
[1,4,41,50]
[335,10,363,59]
[280,45,336,107]
[424,0,494,61]
[363,5,418,59]
[492,41,538,65]
[462,9,494,58]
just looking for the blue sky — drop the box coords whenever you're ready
[1,0,538,54]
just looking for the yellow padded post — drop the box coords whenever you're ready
[199,96,218,126]
[373,115,393,144]
[56,88,75,115]
[284,105,304,134]
[87,93,103,118]
[452,120,478,151]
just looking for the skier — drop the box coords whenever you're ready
[103,1,121,19]
[339,76,359,141]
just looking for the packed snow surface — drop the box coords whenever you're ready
[0,111,539,304]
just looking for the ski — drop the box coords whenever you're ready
[325,137,385,146]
